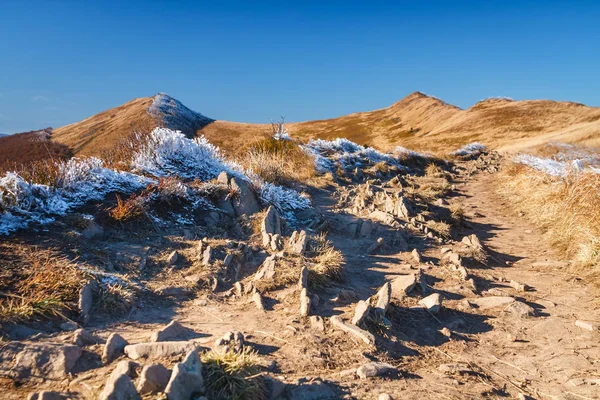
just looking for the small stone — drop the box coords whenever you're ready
[419,293,442,314]
[164,350,204,400]
[166,251,178,265]
[254,255,277,281]
[367,237,385,254]
[375,282,391,315]
[103,333,128,363]
[270,234,284,251]
[27,391,65,400]
[73,329,101,347]
[137,363,171,395]
[352,300,371,326]
[82,221,104,240]
[223,253,233,267]
[202,246,213,266]
[300,288,311,317]
[99,360,140,400]
[470,296,515,310]
[439,363,472,375]
[151,320,187,342]
[411,249,421,263]
[213,331,244,354]
[288,380,335,400]
[298,266,309,289]
[356,362,397,379]
[379,394,393,400]
[330,316,375,345]
[59,321,78,332]
[509,280,529,292]
[504,301,536,318]
[309,316,325,332]
[124,341,198,360]
[440,327,452,337]
[335,289,357,303]
[289,230,308,255]
[575,320,597,332]
[390,274,417,299]
[78,281,95,324]
[253,291,266,312]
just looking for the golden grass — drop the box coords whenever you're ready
[497,162,600,275]
[94,282,136,316]
[306,233,345,289]
[0,248,85,324]
[108,193,147,222]
[405,174,451,203]
[201,349,267,400]
[426,220,452,239]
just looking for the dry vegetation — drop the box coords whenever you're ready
[497,162,600,276]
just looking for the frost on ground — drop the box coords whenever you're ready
[0,128,311,235]
[452,142,487,157]
[514,154,600,178]
[301,138,409,173]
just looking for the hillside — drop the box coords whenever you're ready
[50,92,600,158]
[0,128,71,172]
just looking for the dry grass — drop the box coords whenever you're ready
[238,136,317,187]
[0,247,85,324]
[306,234,345,289]
[406,174,452,203]
[497,162,600,275]
[94,282,136,316]
[108,193,147,222]
[426,220,452,239]
[449,203,465,223]
[201,349,267,400]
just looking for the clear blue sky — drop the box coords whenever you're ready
[1,0,599,134]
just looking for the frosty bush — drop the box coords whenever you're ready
[451,143,487,156]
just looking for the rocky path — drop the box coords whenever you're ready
[5,159,599,400]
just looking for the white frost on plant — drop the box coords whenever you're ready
[393,146,432,159]
[452,142,487,156]
[131,128,247,181]
[514,154,600,178]
[259,182,311,213]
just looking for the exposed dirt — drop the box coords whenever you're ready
[2,158,599,400]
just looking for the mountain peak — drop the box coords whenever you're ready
[148,93,214,136]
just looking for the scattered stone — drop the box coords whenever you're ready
[255,255,277,281]
[213,331,244,354]
[27,391,66,400]
[298,266,309,289]
[419,293,442,314]
[289,230,308,255]
[151,320,187,342]
[0,342,82,381]
[411,249,421,263]
[509,280,529,292]
[462,234,483,250]
[98,360,140,400]
[73,329,101,347]
[330,316,375,345]
[310,316,326,332]
[288,380,336,400]
[124,341,198,360]
[202,246,213,266]
[440,327,452,337]
[367,237,385,254]
[375,282,391,315]
[253,290,266,312]
[230,177,261,216]
[137,363,171,395]
[352,300,371,326]
[103,333,128,363]
[439,363,473,375]
[270,234,284,251]
[164,350,204,400]
[356,362,397,379]
[575,320,597,332]
[59,321,78,332]
[300,288,311,317]
[390,274,417,299]
[78,281,96,324]
[470,296,515,310]
[505,301,536,318]
[223,253,233,267]
[166,251,178,265]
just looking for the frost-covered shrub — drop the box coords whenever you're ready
[131,128,246,181]
[514,154,598,178]
[451,143,487,156]
[258,182,311,213]
[393,146,432,160]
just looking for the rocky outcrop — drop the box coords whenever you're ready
[0,343,82,380]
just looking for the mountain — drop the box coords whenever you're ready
[0,128,71,171]
[52,92,600,158]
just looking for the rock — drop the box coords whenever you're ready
[298,266,309,289]
[164,350,204,400]
[72,329,101,347]
[288,380,336,400]
[0,342,82,380]
[457,265,469,280]
[59,321,78,332]
[435,198,448,206]
[352,300,371,326]
[419,293,442,314]
[103,333,128,363]
[270,234,284,251]
[223,253,233,267]
[356,362,397,379]
[124,341,198,360]
[266,376,286,400]
[27,391,66,400]
[505,301,536,318]
[359,220,373,237]
[440,247,451,255]
[330,316,375,345]
[369,210,397,226]
[445,252,462,267]
[255,255,278,281]
[213,331,244,354]
[78,281,95,323]
[261,206,281,243]
[395,196,413,219]
[462,234,483,250]
[81,220,104,239]
[300,288,311,317]
[309,316,325,332]
[439,363,473,375]
[230,177,261,216]
[253,291,266,312]
[509,280,529,292]
[99,360,140,400]
[575,320,597,332]
[470,296,515,310]
[137,363,171,395]
[411,249,421,263]
[289,230,308,255]
[151,320,187,342]
[375,282,391,315]
[5,324,42,339]
[202,246,213,266]
[166,251,178,265]
[390,274,417,299]
[217,171,231,185]
[336,289,357,303]
[367,237,385,254]
[440,327,452,337]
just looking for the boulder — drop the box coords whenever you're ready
[375,282,391,315]
[151,320,187,342]
[164,350,204,400]
[356,362,397,379]
[0,343,82,380]
[137,363,171,395]
[419,293,442,314]
[254,254,278,281]
[99,360,140,400]
[103,333,128,363]
[352,300,371,326]
[390,274,417,299]
[124,342,199,360]
[230,177,261,216]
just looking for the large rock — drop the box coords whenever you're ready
[375,282,391,315]
[419,293,442,314]
[124,342,199,360]
[103,333,128,363]
[230,177,261,216]
[99,360,140,400]
[352,300,371,326]
[356,362,397,379]
[289,230,308,255]
[137,363,171,395]
[470,296,515,310]
[151,320,187,342]
[164,350,204,400]
[390,274,417,299]
[254,255,278,281]
[0,342,82,380]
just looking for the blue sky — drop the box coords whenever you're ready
[1,0,599,133]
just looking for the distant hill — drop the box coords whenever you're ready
[0,128,71,172]
[44,91,600,159]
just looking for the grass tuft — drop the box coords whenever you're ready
[202,349,267,400]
